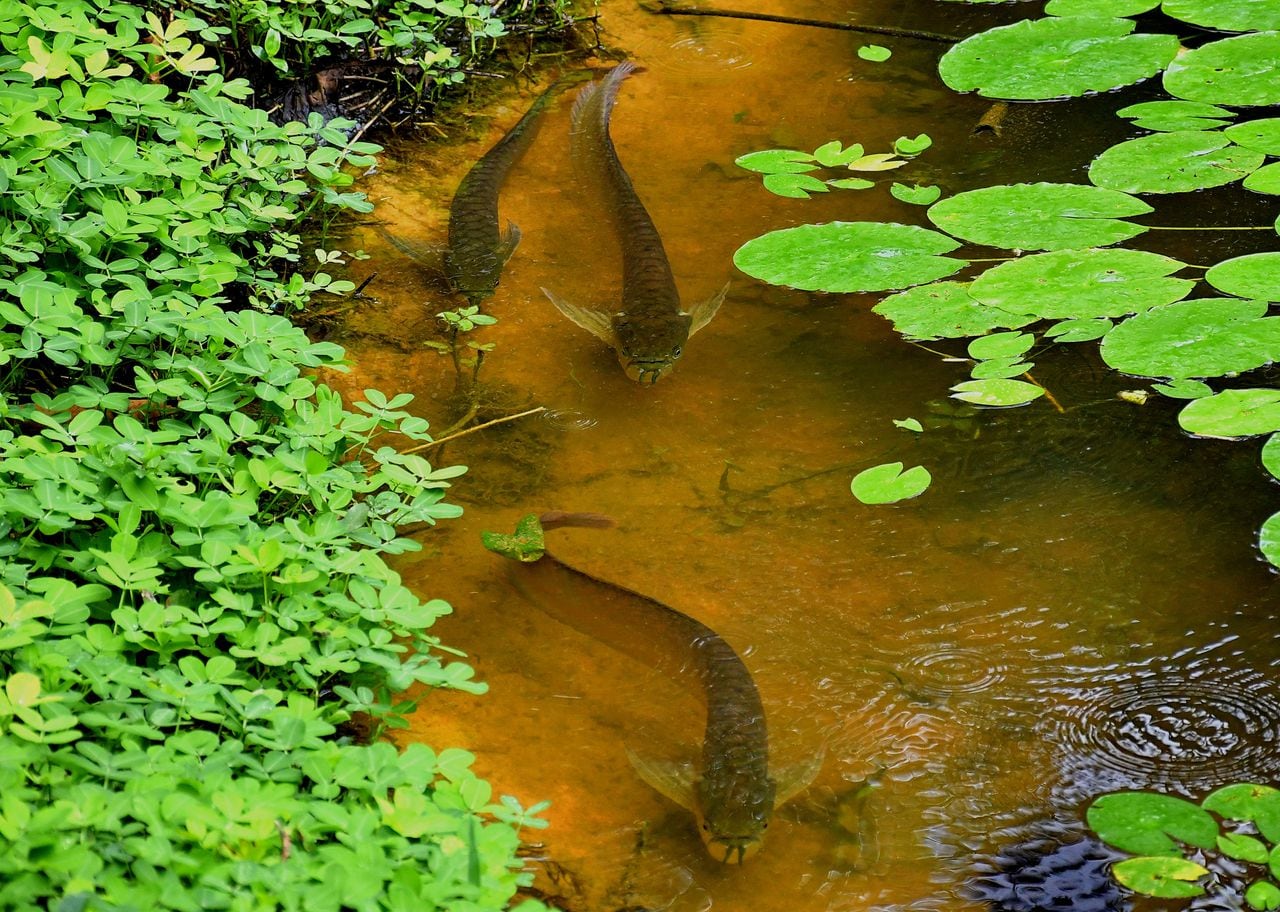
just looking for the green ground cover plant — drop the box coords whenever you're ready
[0,0,551,908]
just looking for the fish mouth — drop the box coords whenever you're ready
[705,836,763,865]
[622,359,673,385]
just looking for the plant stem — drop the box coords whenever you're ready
[1023,371,1065,414]
[400,406,547,454]
[638,0,959,43]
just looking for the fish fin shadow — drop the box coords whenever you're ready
[624,743,698,813]
[542,287,618,346]
[772,747,825,809]
[687,282,729,338]
[377,226,448,284]
[499,221,522,264]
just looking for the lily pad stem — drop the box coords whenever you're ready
[400,405,547,455]
[1023,371,1064,414]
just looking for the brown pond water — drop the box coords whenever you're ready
[330,2,1280,909]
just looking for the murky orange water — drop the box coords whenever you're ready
[330,2,1280,909]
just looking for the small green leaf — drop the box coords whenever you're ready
[891,182,942,205]
[1203,783,1280,843]
[1219,833,1269,864]
[1260,510,1280,569]
[851,462,932,504]
[1153,379,1213,399]
[762,172,830,199]
[735,149,818,174]
[1046,317,1113,342]
[848,153,907,171]
[858,45,892,62]
[893,418,923,432]
[1264,434,1280,481]
[825,177,876,191]
[894,134,933,155]
[1179,389,1280,438]
[1249,880,1280,912]
[968,331,1035,361]
[1112,857,1208,898]
[971,358,1032,380]
[813,140,859,167]
[950,378,1045,407]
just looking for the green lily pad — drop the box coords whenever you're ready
[1244,162,1280,195]
[1088,792,1219,855]
[894,134,932,155]
[762,172,830,199]
[735,149,817,174]
[1246,881,1280,912]
[1088,131,1265,193]
[1264,433,1280,480]
[872,281,1036,340]
[969,248,1193,320]
[1118,100,1235,119]
[968,331,1035,361]
[1164,33,1280,107]
[826,177,876,190]
[1154,378,1213,399]
[733,222,966,293]
[928,183,1152,251]
[950,378,1045,407]
[1217,833,1269,864]
[1206,253,1280,301]
[1179,388,1280,438]
[971,357,1032,379]
[1111,857,1208,899]
[1047,0,1159,13]
[939,17,1179,101]
[1130,115,1233,132]
[813,141,864,167]
[894,418,923,432]
[1261,509,1280,568]
[1162,0,1280,32]
[1100,298,1280,379]
[1224,118,1280,155]
[1203,783,1280,843]
[1046,317,1113,341]
[858,45,892,62]
[891,183,942,205]
[851,462,931,504]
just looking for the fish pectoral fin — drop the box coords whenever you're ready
[624,744,698,812]
[542,288,618,346]
[772,749,825,809]
[686,281,729,338]
[378,226,442,268]
[499,221,522,263]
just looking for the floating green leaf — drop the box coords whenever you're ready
[858,45,891,62]
[1046,0,1159,13]
[1179,389,1280,438]
[971,357,1032,379]
[939,17,1179,101]
[872,281,1036,340]
[1264,433,1280,481]
[813,141,864,167]
[735,149,817,174]
[826,177,876,190]
[1261,510,1280,568]
[1100,299,1280,379]
[1162,0,1280,32]
[1111,857,1209,899]
[1217,833,1269,864]
[848,153,907,171]
[1129,115,1233,132]
[1244,163,1280,195]
[1154,378,1213,399]
[762,172,830,199]
[891,182,942,205]
[927,182,1152,251]
[968,331,1035,361]
[894,134,932,155]
[1206,253,1280,301]
[1247,881,1280,912]
[1118,100,1234,120]
[1088,131,1265,194]
[1046,317,1112,342]
[1088,792,1219,855]
[950,378,1045,407]
[733,222,966,293]
[969,248,1193,320]
[851,462,931,504]
[894,418,923,432]
[1225,118,1280,156]
[1164,33,1280,107]
[1203,784,1280,843]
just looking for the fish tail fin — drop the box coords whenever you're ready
[539,511,616,531]
[570,61,639,138]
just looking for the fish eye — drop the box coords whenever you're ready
[701,822,710,832]
[672,346,682,358]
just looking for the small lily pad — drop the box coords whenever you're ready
[968,331,1035,361]
[1179,389,1280,438]
[971,357,1032,380]
[1100,298,1280,379]
[950,378,1045,407]
[1246,881,1280,912]
[1217,833,1269,864]
[1046,317,1113,342]
[1164,33,1280,107]
[894,418,923,432]
[1244,162,1280,195]
[872,281,1036,340]
[858,45,892,62]
[891,182,942,205]
[1263,433,1280,480]
[1111,857,1208,899]
[1089,131,1265,194]
[813,141,864,167]
[735,149,817,174]
[1203,783,1280,843]
[848,153,907,172]
[1224,118,1280,156]
[733,222,966,293]
[1088,792,1219,855]
[1261,510,1280,568]
[1117,100,1235,119]
[1153,378,1213,399]
[1129,115,1232,132]
[1162,0,1280,33]
[762,172,830,199]
[1046,0,1158,13]
[826,177,876,190]
[1206,253,1280,301]
[851,462,931,504]
[894,134,932,155]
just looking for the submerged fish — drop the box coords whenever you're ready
[543,63,726,384]
[482,513,820,863]
[384,83,558,305]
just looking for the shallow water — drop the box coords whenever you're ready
[332,2,1280,909]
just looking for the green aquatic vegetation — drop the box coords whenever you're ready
[1206,253,1280,300]
[1225,119,1280,156]
[1088,131,1266,194]
[1046,317,1113,342]
[950,378,1046,407]
[891,182,943,205]
[1099,299,1280,379]
[1161,0,1280,32]
[1089,785,1280,908]
[1044,0,1159,14]
[735,140,914,198]
[1116,100,1235,133]
[938,16,1179,100]
[1244,163,1280,195]
[858,45,892,61]
[1179,389,1280,438]
[1163,32,1280,106]
[872,282,1036,340]
[851,462,932,504]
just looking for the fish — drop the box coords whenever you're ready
[542,63,726,384]
[482,513,821,863]
[383,82,559,306]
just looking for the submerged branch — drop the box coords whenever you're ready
[638,0,959,43]
[401,405,548,454]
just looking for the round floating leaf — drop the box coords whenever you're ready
[872,281,1036,340]
[1244,162,1280,195]
[1154,378,1213,399]
[1179,389,1280,438]
[1218,833,1270,864]
[1262,510,1280,568]
[950,378,1045,407]
[1264,433,1280,480]
[735,149,817,174]
[1112,857,1209,899]
[1100,298,1280,379]
[928,182,1151,251]
[939,17,1179,101]
[762,172,830,199]
[891,182,942,205]
[894,417,923,432]
[858,45,891,62]
[1203,784,1280,843]
[1273,843,1280,881]
[826,177,876,190]
[851,462,931,504]
[1206,253,1280,301]
[1089,131,1265,193]
[1047,0,1159,13]
[1088,792,1219,855]
[1164,33,1280,107]
[971,357,1032,379]
[1131,115,1232,132]
[1247,881,1280,912]
[733,222,966,293]
[813,141,863,167]
[1225,118,1280,156]
[970,248,1193,321]
[894,134,932,155]
[968,330,1035,361]
[1047,317,1113,341]
[1118,100,1235,119]
[1163,0,1280,32]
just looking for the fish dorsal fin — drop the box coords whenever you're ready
[378,225,441,268]
[624,744,698,812]
[686,282,728,338]
[498,221,522,264]
[772,749,825,809]
[542,287,618,346]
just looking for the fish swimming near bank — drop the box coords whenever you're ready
[383,82,559,306]
[482,512,820,863]
[542,63,726,384]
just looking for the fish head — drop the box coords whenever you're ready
[693,770,777,864]
[612,311,693,384]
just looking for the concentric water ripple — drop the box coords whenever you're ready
[629,33,754,79]
[905,647,1008,696]
[541,408,598,431]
